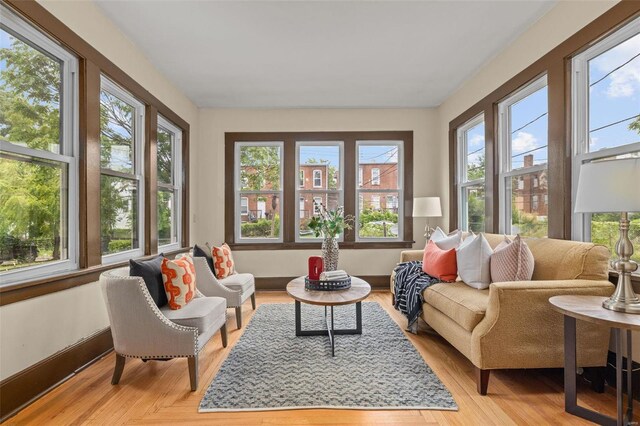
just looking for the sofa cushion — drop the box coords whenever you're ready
[193,244,216,277]
[429,227,462,250]
[160,296,226,334]
[525,237,610,281]
[129,254,167,308]
[456,233,492,289]
[219,273,254,293]
[161,256,196,310]
[423,282,489,331]
[490,235,535,283]
[422,240,458,282]
[212,243,235,278]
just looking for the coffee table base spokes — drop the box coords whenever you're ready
[294,301,362,357]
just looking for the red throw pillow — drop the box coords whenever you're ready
[422,240,458,282]
[161,256,196,310]
[212,243,235,279]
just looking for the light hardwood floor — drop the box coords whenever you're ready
[7,291,640,425]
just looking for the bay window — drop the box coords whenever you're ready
[456,113,486,232]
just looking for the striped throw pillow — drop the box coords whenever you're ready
[490,235,534,283]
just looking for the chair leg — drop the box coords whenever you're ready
[251,293,256,310]
[221,323,228,348]
[476,368,490,395]
[235,306,242,328]
[111,354,126,385]
[188,356,198,391]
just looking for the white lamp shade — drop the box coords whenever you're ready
[413,197,442,217]
[574,157,640,213]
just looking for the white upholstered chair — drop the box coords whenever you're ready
[100,267,228,391]
[192,256,256,328]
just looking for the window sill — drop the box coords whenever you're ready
[227,241,415,251]
[0,247,190,306]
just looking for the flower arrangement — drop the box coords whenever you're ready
[307,203,354,238]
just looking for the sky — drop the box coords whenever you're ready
[299,143,399,168]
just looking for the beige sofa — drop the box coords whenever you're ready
[390,233,615,395]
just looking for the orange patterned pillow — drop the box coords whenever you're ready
[161,256,196,310]
[212,243,235,279]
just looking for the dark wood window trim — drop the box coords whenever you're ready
[449,1,640,239]
[225,131,414,250]
[0,0,191,306]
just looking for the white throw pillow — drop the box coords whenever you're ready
[429,227,462,250]
[456,233,493,289]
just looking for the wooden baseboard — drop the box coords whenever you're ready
[256,275,391,291]
[0,328,113,422]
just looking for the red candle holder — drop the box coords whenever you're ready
[308,256,323,280]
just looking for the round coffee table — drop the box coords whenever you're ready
[286,276,371,356]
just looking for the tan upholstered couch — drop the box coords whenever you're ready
[390,233,615,395]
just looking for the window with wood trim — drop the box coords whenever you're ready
[571,16,640,264]
[456,113,486,233]
[157,115,182,251]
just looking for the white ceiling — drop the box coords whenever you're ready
[95,0,555,108]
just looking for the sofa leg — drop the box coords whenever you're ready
[476,368,490,395]
[221,323,228,348]
[391,293,395,306]
[235,306,242,329]
[188,356,198,391]
[251,293,256,310]
[111,353,126,385]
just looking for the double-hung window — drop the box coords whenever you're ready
[357,141,403,240]
[296,142,343,240]
[571,17,640,264]
[100,77,145,262]
[0,4,78,284]
[456,114,486,232]
[236,142,283,242]
[157,115,182,251]
[498,75,549,237]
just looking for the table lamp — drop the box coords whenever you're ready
[574,157,640,313]
[413,197,442,239]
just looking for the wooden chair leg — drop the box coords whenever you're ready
[221,323,228,348]
[391,293,396,306]
[251,293,256,310]
[188,356,198,391]
[235,306,242,329]
[111,354,126,385]
[476,368,490,395]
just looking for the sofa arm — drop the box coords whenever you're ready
[470,279,614,370]
[192,257,242,306]
[400,250,424,263]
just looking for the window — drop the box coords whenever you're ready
[241,197,249,215]
[371,168,380,185]
[572,17,640,264]
[296,142,343,240]
[498,75,549,237]
[358,167,363,187]
[386,195,398,211]
[236,142,283,242]
[299,197,305,219]
[313,169,322,188]
[456,113,486,232]
[357,141,403,240]
[533,177,539,187]
[299,170,304,187]
[157,116,182,250]
[100,78,145,262]
[0,4,79,284]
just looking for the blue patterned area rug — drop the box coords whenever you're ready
[199,302,457,412]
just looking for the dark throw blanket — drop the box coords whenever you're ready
[393,261,440,330]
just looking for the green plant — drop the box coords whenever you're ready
[107,239,133,253]
[240,216,280,238]
[308,204,354,238]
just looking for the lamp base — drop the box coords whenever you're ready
[602,298,640,314]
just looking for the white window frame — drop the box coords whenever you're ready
[356,140,403,242]
[371,168,381,186]
[295,141,344,242]
[498,74,548,234]
[0,4,79,285]
[235,141,284,243]
[156,115,183,252]
[313,169,322,188]
[571,16,640,242]
[100,77,146,264]
[456,113,485,232]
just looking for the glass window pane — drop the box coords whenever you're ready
[591,212,639,263]
[464,185,485,233]
[358,144,399,189]
[359,191,399,239]
[0,154,67,271]
[101,175,139,254]
[509,86,548,170]
[158,189,175,247]
[510,171,548,237]
[298,144,341,190]
[0,28,62,154]
[157,126,173,184]
[588,33,640,151]
[100,90,135,173]
[239,193,280,239]
[298,192,340,239]
[239,145,281,191]
[465,122,485,181]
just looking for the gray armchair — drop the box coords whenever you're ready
[100,266,228,391]
[193,256,256,328]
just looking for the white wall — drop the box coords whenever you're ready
[193,108,441,277]
[0,0,199,381]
